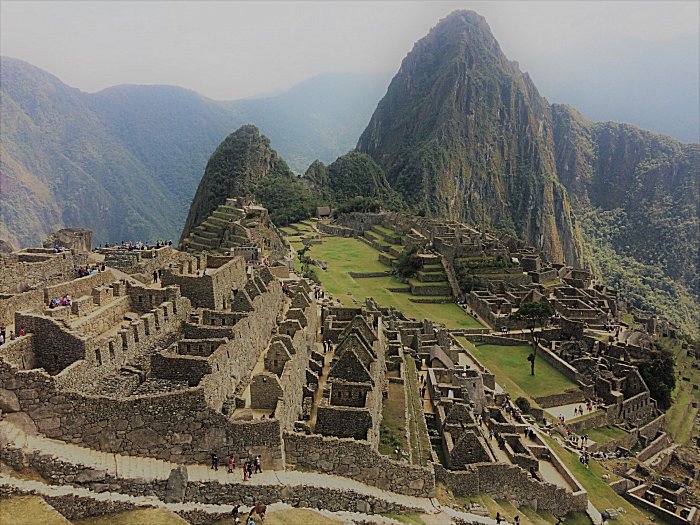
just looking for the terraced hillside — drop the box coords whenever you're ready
[282,224,483,330]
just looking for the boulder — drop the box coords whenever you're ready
[165,466,188,503]
[0,389,20,413]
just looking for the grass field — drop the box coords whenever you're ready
[295,236,483,329]
[0,497,70,525]
[457,338,578,400]
[662,336,700,446]
[584,425,629,445]
[542,436,666,525]
[73,508,188,525]
[379,382,409,457]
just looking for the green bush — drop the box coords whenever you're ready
[515,396,531,414]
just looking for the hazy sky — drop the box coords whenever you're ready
[2,1,699,141]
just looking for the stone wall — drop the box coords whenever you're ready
[43,270,116,304]
[161,257,246,309]
[0,357,284,467]
[0,250,87,294]
[0,289,45,326]
[0,334,36,369]
[434,463,587,515]
[284,432,435,498]
[198,281,284,410]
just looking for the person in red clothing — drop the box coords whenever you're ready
[18,326,25,336]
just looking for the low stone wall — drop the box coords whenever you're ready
[534,389,585,409]
[536,344,581,383]
[637,432,671,462]
[0,485,136,521]
[317,222,355,237]
[0,289,44,326]
[3,444,423,517]
[283,432,435,498]
[43,270,116,304]
[434,463,587,515]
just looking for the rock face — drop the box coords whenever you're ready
[42,228,93,253]
[180,125,294,241]
[357,10,584,265]
[0,240,16,254]
[552,104,699,295]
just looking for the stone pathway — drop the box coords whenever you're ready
[0,417,504,523]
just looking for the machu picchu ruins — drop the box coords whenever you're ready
[1,202,698,525]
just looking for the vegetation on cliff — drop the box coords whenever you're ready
[356,10,585,266]
[553,104,699,337]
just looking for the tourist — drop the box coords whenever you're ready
[0,333,4,345]
[243,461,248,481]
[10,331,16,341]
[211,452,218,471]
[496,512,502,524]
[254,455,262,474]
[231,504,241,524]
[19,326,25,336]
[246,460,253,479]
[227,454,234,473]
[0,325,5,341]
[153,270,158,283]
[514,516,520,525]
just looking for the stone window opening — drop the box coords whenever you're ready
[109,342,115,360]
[95,349,102,366]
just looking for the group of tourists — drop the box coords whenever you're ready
[572,401,596,416]
[322,339,333,353]
[211,452,263,482]
[77,264,105,277]
[0,325,24,345]
[101,240,172,251]
[48,294,72,309]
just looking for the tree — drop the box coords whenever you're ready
[639,349,676,409]
[297,245,311,274]
[510,301,554,375]
[394,245,421,279]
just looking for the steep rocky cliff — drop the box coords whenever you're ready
[180,125,294,240]
[357,10,584,265]
[552,105,699,334]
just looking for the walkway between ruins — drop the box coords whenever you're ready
[0,418,423,510]
[0,417,504,523]
[307,340,335,430]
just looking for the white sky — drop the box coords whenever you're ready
[1,1,699,139]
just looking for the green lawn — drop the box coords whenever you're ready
[662,336,700,445]
[0,497,70,525]
[297,236,483,329]
[405,356,432,466]
[542,436,666,525]
[585,425,629,445]
[458,339,578,400]
[379,382,409,458]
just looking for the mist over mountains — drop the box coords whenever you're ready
[0,56,388,247]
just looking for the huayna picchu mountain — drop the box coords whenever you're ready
[357,10,585,266]
[357,10,698,335]
[180,125,295,241]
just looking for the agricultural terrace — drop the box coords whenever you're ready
[285,228,483,330]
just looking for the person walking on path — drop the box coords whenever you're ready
[246,460,254,479]
[242,461,248,481]
[227,454,234,473]
[254,455,262,474]
[153,270,158,283]
[496,512,502,524]
[231,504,240,524]
[210,452,218,471]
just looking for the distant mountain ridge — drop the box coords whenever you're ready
[0,56,388,246]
